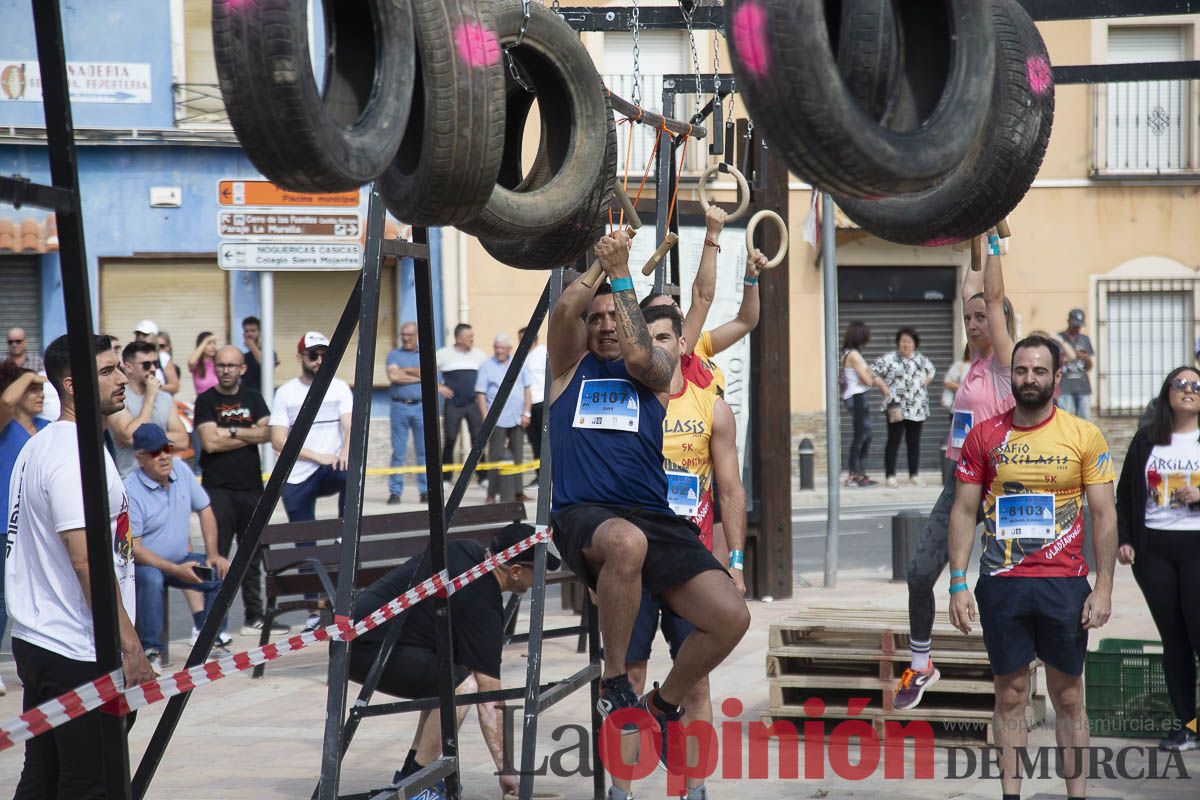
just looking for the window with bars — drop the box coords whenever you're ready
[1096,26,1196,175]
[1097,277,1199,414]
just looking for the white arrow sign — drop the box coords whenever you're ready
[218,242,363,271]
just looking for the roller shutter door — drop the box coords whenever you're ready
[0,257,42,361]
[838,267,957,477]
[100,259,228,404]
[273,267,396,388]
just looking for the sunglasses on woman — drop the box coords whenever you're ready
[1169,378,1200,394]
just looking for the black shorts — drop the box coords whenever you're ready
[552,503,725,597]
[349,643,471,699]
[975,575,1091,677]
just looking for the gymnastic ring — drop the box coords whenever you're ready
[697,163,750,223]
[745,209,789,269]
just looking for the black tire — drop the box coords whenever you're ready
[835,0,901,122]
[725,0,995,198]
[377,0,506,226]
[835,0,1054,245]
[480,99,617,270]
[213,0,416,193]
[456,1,609,240]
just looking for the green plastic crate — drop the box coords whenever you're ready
[1085,638,1198,739]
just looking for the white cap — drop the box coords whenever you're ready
[298,331,330,352]
[134,319,159,336]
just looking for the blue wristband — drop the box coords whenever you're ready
[949,582,968,595]
[744,277,758,286]
[988,235,1001,256]
[610,276,634,293]
[950,569,966,579]
[729,549,745,570]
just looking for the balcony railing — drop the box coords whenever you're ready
[1093,79,1199,175]
[173,83,230,127]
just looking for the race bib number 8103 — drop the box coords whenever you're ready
[573,379,640,432]
[996,493,1056,540]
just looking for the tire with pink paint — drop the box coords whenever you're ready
[725,0,995,198]
[213,0,416,193]
[835,0,1054,245]
[457,0,611,240]
[378,0,506,226]
[480,96,617,270]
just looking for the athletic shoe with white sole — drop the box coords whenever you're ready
[239,618,291,636]
[893,665,940,711]
[190,627,234,647]
[145,650,163,677]
[1159,729,1200,751]
[640,686,685,772]
[597,673,640,732]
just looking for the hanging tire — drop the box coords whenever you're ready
[213,0,416,193]
[457,1,610,240]
[835,0,1055,245]
[377,0,506,226]
[725,0,995,198]
[835,0,901,122]
[480,99,617,270]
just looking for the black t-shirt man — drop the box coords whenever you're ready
[193,386,270,491]
[355,539,503,678]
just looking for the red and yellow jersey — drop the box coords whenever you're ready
[957,408,1114,578]
[680,330,726,398]
[662,376,718,550]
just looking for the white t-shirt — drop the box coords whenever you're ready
[269,377,354,484]
[1145,432,1200,531]
[435,345,487,374]
[5,421,135,661]
[527,344,548,405]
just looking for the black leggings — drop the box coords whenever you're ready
[884,419,924,477]
[1131,530,1200,730]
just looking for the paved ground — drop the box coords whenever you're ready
[1,478,1197,798]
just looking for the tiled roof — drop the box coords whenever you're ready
[0,213,57,253]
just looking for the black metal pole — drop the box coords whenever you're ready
[412,226,463,800]
[30,2,131,798]
[316,187,387,800]
[516,269,562,800]
[587,591,604,800]
[134,260,365,798]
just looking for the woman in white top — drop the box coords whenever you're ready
[942,344,972,419]
[1116,366,1200,751]
[840,320,888,488]
[871,327,937,487]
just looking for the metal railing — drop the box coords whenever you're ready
[1093,79,1199,175]
[172,83,230,127]
[602,73,708,177]
[1096,277,1200,415]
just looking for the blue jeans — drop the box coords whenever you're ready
[844,393,872,475]
[1058,392,1091,420]
[134,551,224,652]
[282,464,347,522]
[389,399,427,496]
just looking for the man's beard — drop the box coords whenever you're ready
[1014,383,1054,410]
[302,364,319,380]
[100,393,125,416]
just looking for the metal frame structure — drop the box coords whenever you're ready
[6,1,1200,799]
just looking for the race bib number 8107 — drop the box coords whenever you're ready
[573,379,640,432]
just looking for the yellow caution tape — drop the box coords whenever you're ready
[264,459,541,481]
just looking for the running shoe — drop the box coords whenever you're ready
[303,614,322,633]
[909,475,926,487]
[597,673,640,728]
[1159,729,1200,751]
[683,786,707,800]
[640,685,685,772]
[844,476,862,488]
[885,476,899,488]
[240,618,291,636]
[893,665,940,711]
[857,476,879,488]
[190,627,234,647]
[145,650,163,677]
[606,788,633,800]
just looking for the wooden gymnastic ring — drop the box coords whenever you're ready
[745,209,788,269]
[697,163,750,223]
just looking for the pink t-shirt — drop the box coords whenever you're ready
[190,358,220,396]
[946,352,1014,462]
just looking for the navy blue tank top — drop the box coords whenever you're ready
[550,353,669,513]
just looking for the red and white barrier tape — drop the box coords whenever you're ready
[0,526,552,753]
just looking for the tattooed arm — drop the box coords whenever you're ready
[594,231,675,393]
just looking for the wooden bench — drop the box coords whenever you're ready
[253,502,582,677]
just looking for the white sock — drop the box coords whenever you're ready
[910,638,932,672]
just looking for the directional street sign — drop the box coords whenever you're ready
[218,242,363,271]
[217,178,366,270]
[218,210,362,239]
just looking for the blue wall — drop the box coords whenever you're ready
[0,0,174,129]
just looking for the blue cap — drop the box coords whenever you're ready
[133,423,171,453]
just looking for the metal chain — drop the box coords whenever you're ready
[504,0,534,93]
[630,0,642,107]
[679,1,703,114]
[551,0,560,11]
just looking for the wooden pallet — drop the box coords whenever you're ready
[765,607,1045,742]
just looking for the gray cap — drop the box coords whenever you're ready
[1067,309,1085,326]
